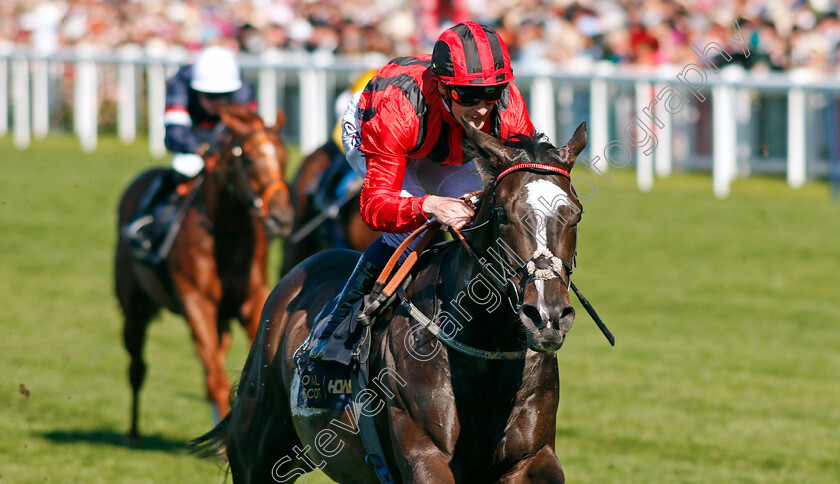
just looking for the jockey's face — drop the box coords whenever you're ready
[197,92,232,116]
[438,82,494,131]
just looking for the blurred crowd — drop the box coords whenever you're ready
[3,0,840,73]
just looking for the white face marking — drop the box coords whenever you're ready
[259,141,276,159]
[525,179,573,308]
[525,179,573,253]
[535,279,550,321]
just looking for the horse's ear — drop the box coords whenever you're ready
[556,121,588,170]
[272,108,286,132]
[218,104,251,137]
[461,116,516,184]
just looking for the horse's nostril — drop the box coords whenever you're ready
[561,306,574,320]
[521,305,543,328]
[558,305,575,331]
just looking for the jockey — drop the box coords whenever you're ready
[310,21,535,360]
[126,46,255,259]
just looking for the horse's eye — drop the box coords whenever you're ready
[495,206,508,224]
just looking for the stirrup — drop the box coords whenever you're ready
[124,215,163,264]
[123,215,153,250]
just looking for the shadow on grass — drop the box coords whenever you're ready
[40,429,188,452]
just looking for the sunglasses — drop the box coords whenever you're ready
[203,92,233,101]
[449,84,507,107]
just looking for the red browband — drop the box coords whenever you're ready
[495,163,571,183]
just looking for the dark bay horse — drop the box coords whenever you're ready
[115,104,293,441]
[281,140,380,276]
[194,121,589,483]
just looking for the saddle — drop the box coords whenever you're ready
[294,222,444,410]
[123,172,201,265]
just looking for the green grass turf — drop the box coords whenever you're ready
[0,134,837,483]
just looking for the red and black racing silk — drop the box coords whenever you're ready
[357,54,533,233]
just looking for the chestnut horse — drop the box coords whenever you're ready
[194,121,589,483]
[281,140,380,276]
[115,104,293,441]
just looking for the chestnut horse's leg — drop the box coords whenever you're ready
[239,285,269,342]
[495,447,565,484]
[179,287,231,421]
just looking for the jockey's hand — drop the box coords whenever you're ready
[422,195,475,229]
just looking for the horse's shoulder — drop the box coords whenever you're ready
[285,249,362,292]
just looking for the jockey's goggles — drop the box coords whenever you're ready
[202,91,233,101]
[449,83,507,107]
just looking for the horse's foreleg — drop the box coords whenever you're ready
[399,454,457,484]
[181,290,231,419]
[496,447,565,484]
[389,421,457,484]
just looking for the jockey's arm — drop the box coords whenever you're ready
[164,124,199,154]
[359,151,475,232]
[163,68,200,154]
[230,83,258,111]
[421,195,474,229]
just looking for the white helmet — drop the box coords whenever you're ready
[190,46,242,93]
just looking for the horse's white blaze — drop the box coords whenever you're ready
[535,279,550,322]
[525,179,572,308]
[259,141,276,159]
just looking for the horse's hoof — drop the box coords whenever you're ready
[123,432,142,446]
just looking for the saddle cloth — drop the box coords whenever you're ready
[294,294,369,410]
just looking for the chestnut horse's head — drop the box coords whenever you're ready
[214,104,293,237]
[463,121,588,352]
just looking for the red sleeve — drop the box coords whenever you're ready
[358,95,430,232]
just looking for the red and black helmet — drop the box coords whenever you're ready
[431,22,515,87]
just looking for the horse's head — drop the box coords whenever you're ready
[214,104,293,237]
[463,120,588,352]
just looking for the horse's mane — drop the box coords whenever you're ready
[465,131,556,184]
[505,131,554,159]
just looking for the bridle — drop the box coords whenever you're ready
[212,127,288,220]
[452,163,576,313]
[356,163,612,365]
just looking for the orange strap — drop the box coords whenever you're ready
[259,180,289,217]
[374,222,441,297]
[375,191,483,297]
[449,226,471,252]
[203,152,219,173]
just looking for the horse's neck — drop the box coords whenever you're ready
[202,180,255,232]
[437,246,523,353]
[436,248,555,426]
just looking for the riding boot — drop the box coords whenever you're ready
[309,255,381,360]
[124,170,186,261]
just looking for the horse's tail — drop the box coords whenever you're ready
[189,413,230,459]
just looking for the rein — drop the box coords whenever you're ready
[384,163,613,360]
[456,164,576,313]
[215,128,288,220]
